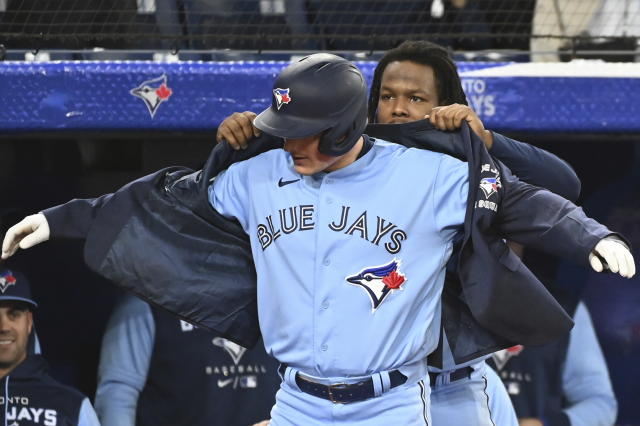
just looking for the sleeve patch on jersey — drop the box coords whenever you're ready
[475,163,502,212]
[479,163,502,199]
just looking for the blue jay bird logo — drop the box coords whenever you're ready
[479,174,501,199]
[130,74,173,118]
[491,345,524,371]
[346,259,406,311]
[0,270,17,293]
[273,88,291,110]
[212,337,247,365]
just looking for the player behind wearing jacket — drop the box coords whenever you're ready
[94,292,280,426]
[1,54,635,425]
[216,41,583,426]
[0,267,100,426]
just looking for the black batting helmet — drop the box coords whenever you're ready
[254,53,368,156]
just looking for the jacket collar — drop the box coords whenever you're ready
[1,354,48,382]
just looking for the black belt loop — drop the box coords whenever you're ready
[283,368,407,404]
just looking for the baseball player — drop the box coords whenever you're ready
[489,299,617,426]
[94,293,280,426]
[0,268,101,426]
[216,41,580,426]
[2,54,635,425]
[487,243,617,426]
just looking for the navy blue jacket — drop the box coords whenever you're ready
[137,308,280,426]
[367,121,615,364]
[43,121,617,360]
[0,354,85,425]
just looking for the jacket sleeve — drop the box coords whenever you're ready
[42,137,281,241]
[94,295,155,426]
[495,164,616,266]
[490,132,581,202]
[42,194,113,240]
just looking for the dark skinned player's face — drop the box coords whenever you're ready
[376,61,440,124]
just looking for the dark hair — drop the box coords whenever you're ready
[368,40,468,122]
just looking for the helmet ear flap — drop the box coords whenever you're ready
[318,95,368,156]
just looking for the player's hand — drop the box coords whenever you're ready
[1,213,50,259]
[426,104,493,149]
[251,421,270,426]
[519,419,543,426]
[589,237,635,278]
[216,111,261,150]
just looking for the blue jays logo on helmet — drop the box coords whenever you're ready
[0,270,16,293]
[479,175,501,199]
[346,259,407,311]
[273,88,291,110]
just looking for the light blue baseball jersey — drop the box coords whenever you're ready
[562,302,617,425]
[208,138,468,380]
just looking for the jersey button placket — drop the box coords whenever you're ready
[315,177,337,368]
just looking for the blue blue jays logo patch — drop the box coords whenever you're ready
[0,270,17,294]
[273,88,291,110]
[479,175,501,198]
[346,259,406,311]
[130,74,173,118]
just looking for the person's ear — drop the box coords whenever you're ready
[26,311,33,334]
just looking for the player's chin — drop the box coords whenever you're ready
[293,165,317,175]
[293,162,324,176]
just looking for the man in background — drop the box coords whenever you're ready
[95,292,279,426]
[488,243,617,426]
[0,267,100,426]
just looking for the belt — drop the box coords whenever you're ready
[280,365,407,404]
[428,366,473,387]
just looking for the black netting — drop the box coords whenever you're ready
[0,0,637,55]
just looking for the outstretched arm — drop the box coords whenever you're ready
[428,104,580,201]
[1,194,112,259]
[496,164,634,278]
[490,133,580,202]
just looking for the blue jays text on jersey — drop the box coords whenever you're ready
[257,204,407,254]
[1,399,58,425]
[0,354,89,426]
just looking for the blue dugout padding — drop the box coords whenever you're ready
[0,60,639,132]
